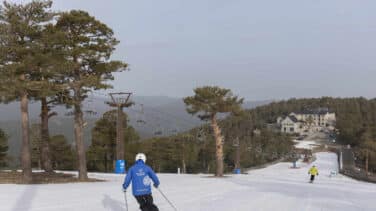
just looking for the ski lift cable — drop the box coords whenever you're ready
[136,104,195,127]
[91,91,197,129]
[126,104,194,136]
[118,102,193,129]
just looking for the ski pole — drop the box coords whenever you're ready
[156,187,178,211]
[123,191,128,211]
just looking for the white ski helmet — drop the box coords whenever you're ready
[135,153,146,162]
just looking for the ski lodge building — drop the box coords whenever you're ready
[277,108,336,134]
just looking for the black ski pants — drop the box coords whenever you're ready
[135,194,159,211]
[310,175,315,181]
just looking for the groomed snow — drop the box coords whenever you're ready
[294,140,320,150]
[1,152,375,211]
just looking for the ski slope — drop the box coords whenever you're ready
[1,152,375,211]
[293,139,320,150]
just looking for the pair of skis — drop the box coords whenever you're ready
[123,187,178,211]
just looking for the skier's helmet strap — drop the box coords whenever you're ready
[135,153,147,162]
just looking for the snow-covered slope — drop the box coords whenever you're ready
[1,152,375,211]
[294,140,320,150]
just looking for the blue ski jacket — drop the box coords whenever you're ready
[123,160,160,196]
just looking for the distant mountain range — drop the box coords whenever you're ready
[0,95,272,157]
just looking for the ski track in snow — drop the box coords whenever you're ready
[1,152,375,211]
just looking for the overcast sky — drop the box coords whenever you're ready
[13,0,376,101]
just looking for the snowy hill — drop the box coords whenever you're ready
[1,152,375,211]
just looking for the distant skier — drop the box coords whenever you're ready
[308,165,319,183]
[123,153,160,211]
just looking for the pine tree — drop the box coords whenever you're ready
[50,135,76,170]
[29,21,68,173]
[0,0,55,183]
[54,10,127,180]
[30,124,42,169]
[184,86,243,176]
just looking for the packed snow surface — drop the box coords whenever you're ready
[294,140,320,150]
[1,152,375,211]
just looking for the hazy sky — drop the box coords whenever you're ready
[13,0,376,100]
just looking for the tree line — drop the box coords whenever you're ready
[3,89,375,175]
[247,97,376,172]
[109,96,376,174]
[87,86,294,175]
[0,129,8,168]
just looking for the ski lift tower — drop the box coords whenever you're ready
[107,92,133,174]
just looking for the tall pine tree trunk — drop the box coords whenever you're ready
[104,152,108,172]
[182,141,186,173]
[116,106,124,161]
[74,88,88,180]
[211,116,224,177]
[20,91,32,183]
[365,150,369,176]
[235,140,240,170]
[40,97,53,173]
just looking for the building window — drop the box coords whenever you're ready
[290,128,294,132]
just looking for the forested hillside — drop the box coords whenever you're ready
[239,97,376,171]
[122,97,376,173]
[248,97,376,145]
[2,97,375,173]
[0,97,268,157]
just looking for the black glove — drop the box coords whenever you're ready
[153,183,159,188]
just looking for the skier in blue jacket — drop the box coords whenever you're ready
[123,153,160,211]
